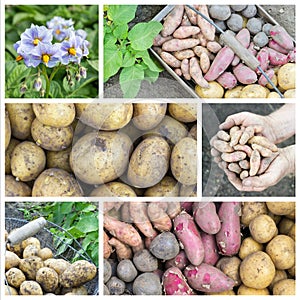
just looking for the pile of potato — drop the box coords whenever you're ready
[153,5,296,98]
[103,201,295,295]
[5,232,97,295]
[5,103,197,197]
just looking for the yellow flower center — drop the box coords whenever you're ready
[16,55,23,62]
[68,47,76,56]
[56,29,61,35]
[33,38,40,45]
[42,54,50,64]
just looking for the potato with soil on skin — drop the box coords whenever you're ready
[19,280,43,295]
[133,249,158,272]
[104,259,112,284]
[180,184,197,196]
[133,272,162,295]
[5,138,20,174]
[5,110,11,150]
[278,63,295,90]
[70,131,132,185]
[127,136,170,188]
[266,235,295,270]
[35,267,59,293]
[240,84,269,98]
[237,284,270,295]
[10,141,46,182]
[171,137,197,185]
[144,176,179,197]
[32,168,83,196]
[19,256,44,280]
[44,258,71,276]
[241,202,268,226]
[60,260,97,288]
[90,182,137,197]
[239,251,275,289]
[273,279,295,295]
[5,251,20,271]
[46,147,72,173]
[132,103,167,130]
[5,267,26,289]
[21,236,41,250]
[266,201,295,216]
[216,256,242,286]
[116,259,138,283]
[168,103,197,123]
[22,245,39,258]
[249,214,277,243]
[6,103,35,140]
[195,81,224,98]
[31,118,74,151]
[238,237,264,260]
[38,248,53,260]
[106,276,126,295]
[269,270,288,291]
[75,103,133,130]
[5,175,32,196]
[5,285,19,295]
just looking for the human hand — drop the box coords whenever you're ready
[222,145,295,192]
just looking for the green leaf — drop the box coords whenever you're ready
[76,216,98,233]
[87,60,99,72]
[63,77,71,93]
[49,80,62,98]
[67,76,98,98]
[119,65,144,98]
[104,46,122,81]
[107,5,137,25]
[6,64,31,86]
[13,12,31,25]
[128,21,163,51]
[113,24,128,40]
[144,69,160,83]
[68,226,85,239]
[59,202,74,214]
[135,50,163,72]
[122,51,135,68]
[75,203,97,212]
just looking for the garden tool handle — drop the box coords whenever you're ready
[7,217,47,245]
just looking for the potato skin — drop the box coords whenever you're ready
[5,110,11,150]
[127,136,170,188]
[44,258,71,275]
[5,251,20,271]
[5,138,20,174]
[20,280,43,295]
[19,256,44,280]
[241,202,268,226]
[5,175,32,196]
[33,103,75,127]
[70,131,132,185]
[90,182,136,197]
[60,260,97,288]
[46,147,72,173]
[36,267,59,292]
[144,176,179,196]
[238,237,263,260]
[273,279,295,295]
[249,214,277,243]
[171,137,197,185]
[266,202,295,215]
[168,103,197,123]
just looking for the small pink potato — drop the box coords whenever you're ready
[206,41,221,53]
[161,5,184,37]
[173,26,201,39]
[268,40,289,54]
[173,49,195,60]
[221,151,246,163]
[165,250,189,270]
[269,25,294,51]
[160,51,181,68]
[249,149,261,176]
[200,52,210,74]
[239,126,254,145]
[153,34,172,47]
[202,232,220,265]
[256,48,269,72]
[196,5,215,41]
[181,58,191,80]
[162,38,200,52]
[217,130,230,142]
[213,140,233,153]
[268,48,289,66]
[233,63,257,84]
[233,144,252,157]
[216,72,237,89]
[189,57,209,88]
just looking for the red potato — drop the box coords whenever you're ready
[193,202,221,235]
[162,38,200,52]
[248,42,258,56]
[153,34,173,47]
[184,263,235,293]
[216,72,237,89]
[173,49,195,60]
[269,25,294,51]
[104,214,142,248]
[161,5,184,37]
[204,46,235,81]
[256,48,270,72]
[268,40,289,54]
[160,51,181,68]
[287,48,296,62]
[200,52,210,73]
[232,28,251,66]
[165,250,189,270]
[189,57,209,88]
[233,144,252,157]
[180,202,193,214]
[181,58,191,80]
[216,202,241,256]
[202,232,220,265]
[233,63,257,85]
[249,149,261,176]
[206,41,222,53]
[163,267,195,295]
[197,5,215,41]
[184,5,197,25]
[267,47,289,66]
[173,26,200,39]
[173,211,205,266]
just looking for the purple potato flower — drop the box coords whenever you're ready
[60,32,83,65]
[30,43,62,68]
[47,16,74,41]
[75,29,90,56]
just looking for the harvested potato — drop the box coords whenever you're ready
[239,251,275,289]
[179,184,197,196]
[278,63,295,90]
[284,89,295,98]
[70,131,132,185]
[132,103,167,130]
[273,279,295,295]
[32,168,83,196]
[195,81,224,98]
[75,103,133,130]
[38,248,54,260]
[44,258,71,275]
[188,124,197,140]
[5,251,20,271]
[5,175,32,197]
[237,284,269,295]
[240,84,269,98]
[249,214,277,243]
[36,267,59,292]
[19,256,44,280]
[127,136,170,188]
[21,237,41,249]
[133,273,162,295]
[11,141,46,181]
[241,202,268,226]
[144,176,179,196]
[6,103,34,140]
[46,147,72,173]
[266,235,295,270]
[269,270,288,290]
[90,182,137,197]
[116,259,138,283]
[5,285,19,295]
[22,245,39,258]
[60,260,97,288]
[5,138,20,174]
[106,276,126,295]
[31,118,74,151]
[224,86,243,98]
[168,103,197,123]
[33,103,75,127]
[216,256,241,286]
[238,237,263,260]
[62,286,88,295]
[5,268,26,288]
[20,280,43,295]
[171,137,197,185]
[5,110,11,150]
[278,217,294,235]
[266,202,295,215]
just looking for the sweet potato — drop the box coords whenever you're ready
[173,211,205,266]
[104,214,142,248]
[108,237,132,260]
[184,263,235,293]
[217,130,230,142]
[268,48,289,66]
[196,5,215,41]
[147,202,172,232]
[161,5,184,37]
[257,152,279,175]
[228,162,242,174]
[256,48,269,72]
[221,151,246,163]
[153,34,172,47]
[193,202,221,235]
[233,63,257,85]
[251,143,273,157]
[200,52,210,74]
[160,51,181,68]
[248,136,278,152]
[173,26,200,39]
[206,41,222,53]
[249,149,260,176]
[233,144,252,157]
[216,72,237,89]
[202,232,220,265]
[184,5,197,25]
[213,140,233,153]
[181,58,191,80]
[173,49,195,60]
[269,25,294,51]
[268,40,289,54]
[162,38,200,52]
[232,28,251,66]
[239,126,255,145]
[163,267,195,295]
[189,57,209,88]
[165,250,189,270]
[104,231,113,259]
[216,202,241,256]
[204,46,235,81]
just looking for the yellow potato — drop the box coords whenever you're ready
[224,85,243,98]
[241,202,268,226]
[5,251,20,271]
[240,84,269,98]
[168,103,197,122]
[284,89,295,98]
[249,214,277,243]
[6,268,26,289]
[179,184,197,197]
[44,258,71,275]
[36,267,59,292]
[273,279,295,295]
[237,284,269,295]
[5,138,20,175]
[19,256,44,280]
[144,176,179,196]
[188,124,197,140]
[5,110,11,150]
[19,280,43,295]
[269,270,288,291]
[266,202,295,215]
[195,81,224,98]
[5,175,32,197]
[267,91,281,98]
[46,147,72,173]
[238,237,263,260]
[278,63,295,90]
[90,182,137,197]
[216,256,241,286]
[38,248,54,260]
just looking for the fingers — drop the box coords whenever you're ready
[219,112,250,130]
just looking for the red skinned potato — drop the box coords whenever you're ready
[269,25,294,51]
[163,267,195,295]
[193,202,221,234]
[267,48,289,66]
[256,48,269,72]
[216,202,241,256]
[161,5,184,37]
[184,263,235,293]
[258,69,275,86]
[216,72,237,89]
[165,250,189,270]
[233,63,257,84]
[268,40,289,54]
[173,211,205,266]
[232,28,251,66]
[202,232,220,265]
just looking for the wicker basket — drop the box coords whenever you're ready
[5,217,99,295]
